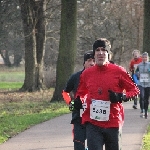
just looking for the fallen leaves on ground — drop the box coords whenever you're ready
[0,89,54,103]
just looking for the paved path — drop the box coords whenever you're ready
[0,101,150,150]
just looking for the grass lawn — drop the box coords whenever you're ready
[142,125,150,150]
[0,66,70,144]
[0,98,70,144]
[0,72,24,82]
[0,82,23,89]
[0,65,24,82]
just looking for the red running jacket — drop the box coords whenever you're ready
[76,63,140,128]
[129,57,142,74]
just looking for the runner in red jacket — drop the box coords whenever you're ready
[73,38,140,150]
[129,50,142,109]
[129,50,142,74]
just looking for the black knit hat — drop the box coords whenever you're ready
[93,38,111,55]
[84,50,94,64]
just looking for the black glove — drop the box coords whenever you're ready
[69,96,82,111]
[108,90,126,103]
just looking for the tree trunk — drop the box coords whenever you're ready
[143,0,150,54]
[35,0,47,90]
[51,0,77,101]
[1,50,11,67]
[19,0,46,92]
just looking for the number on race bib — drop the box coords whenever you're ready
[140,73,149,82]
[90,100,110,121]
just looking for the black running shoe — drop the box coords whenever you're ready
[133,105,137,109]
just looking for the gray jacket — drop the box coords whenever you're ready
[136,62,150,87]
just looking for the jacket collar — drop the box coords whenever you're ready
[95,62,110,70]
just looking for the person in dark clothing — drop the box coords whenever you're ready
[62,50,95,150]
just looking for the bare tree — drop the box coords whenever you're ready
[19,0,47,91]
[51,0,77,101]
[143,0,150,53]
[0,0,24,66]
[76,0,143,67]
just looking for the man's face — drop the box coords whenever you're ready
[94,47,109,66]
[84,58,95,69]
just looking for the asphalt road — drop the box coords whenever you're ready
[0,101,150,150]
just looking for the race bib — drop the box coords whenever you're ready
[90,100,110,121]
[140,73,149,82]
